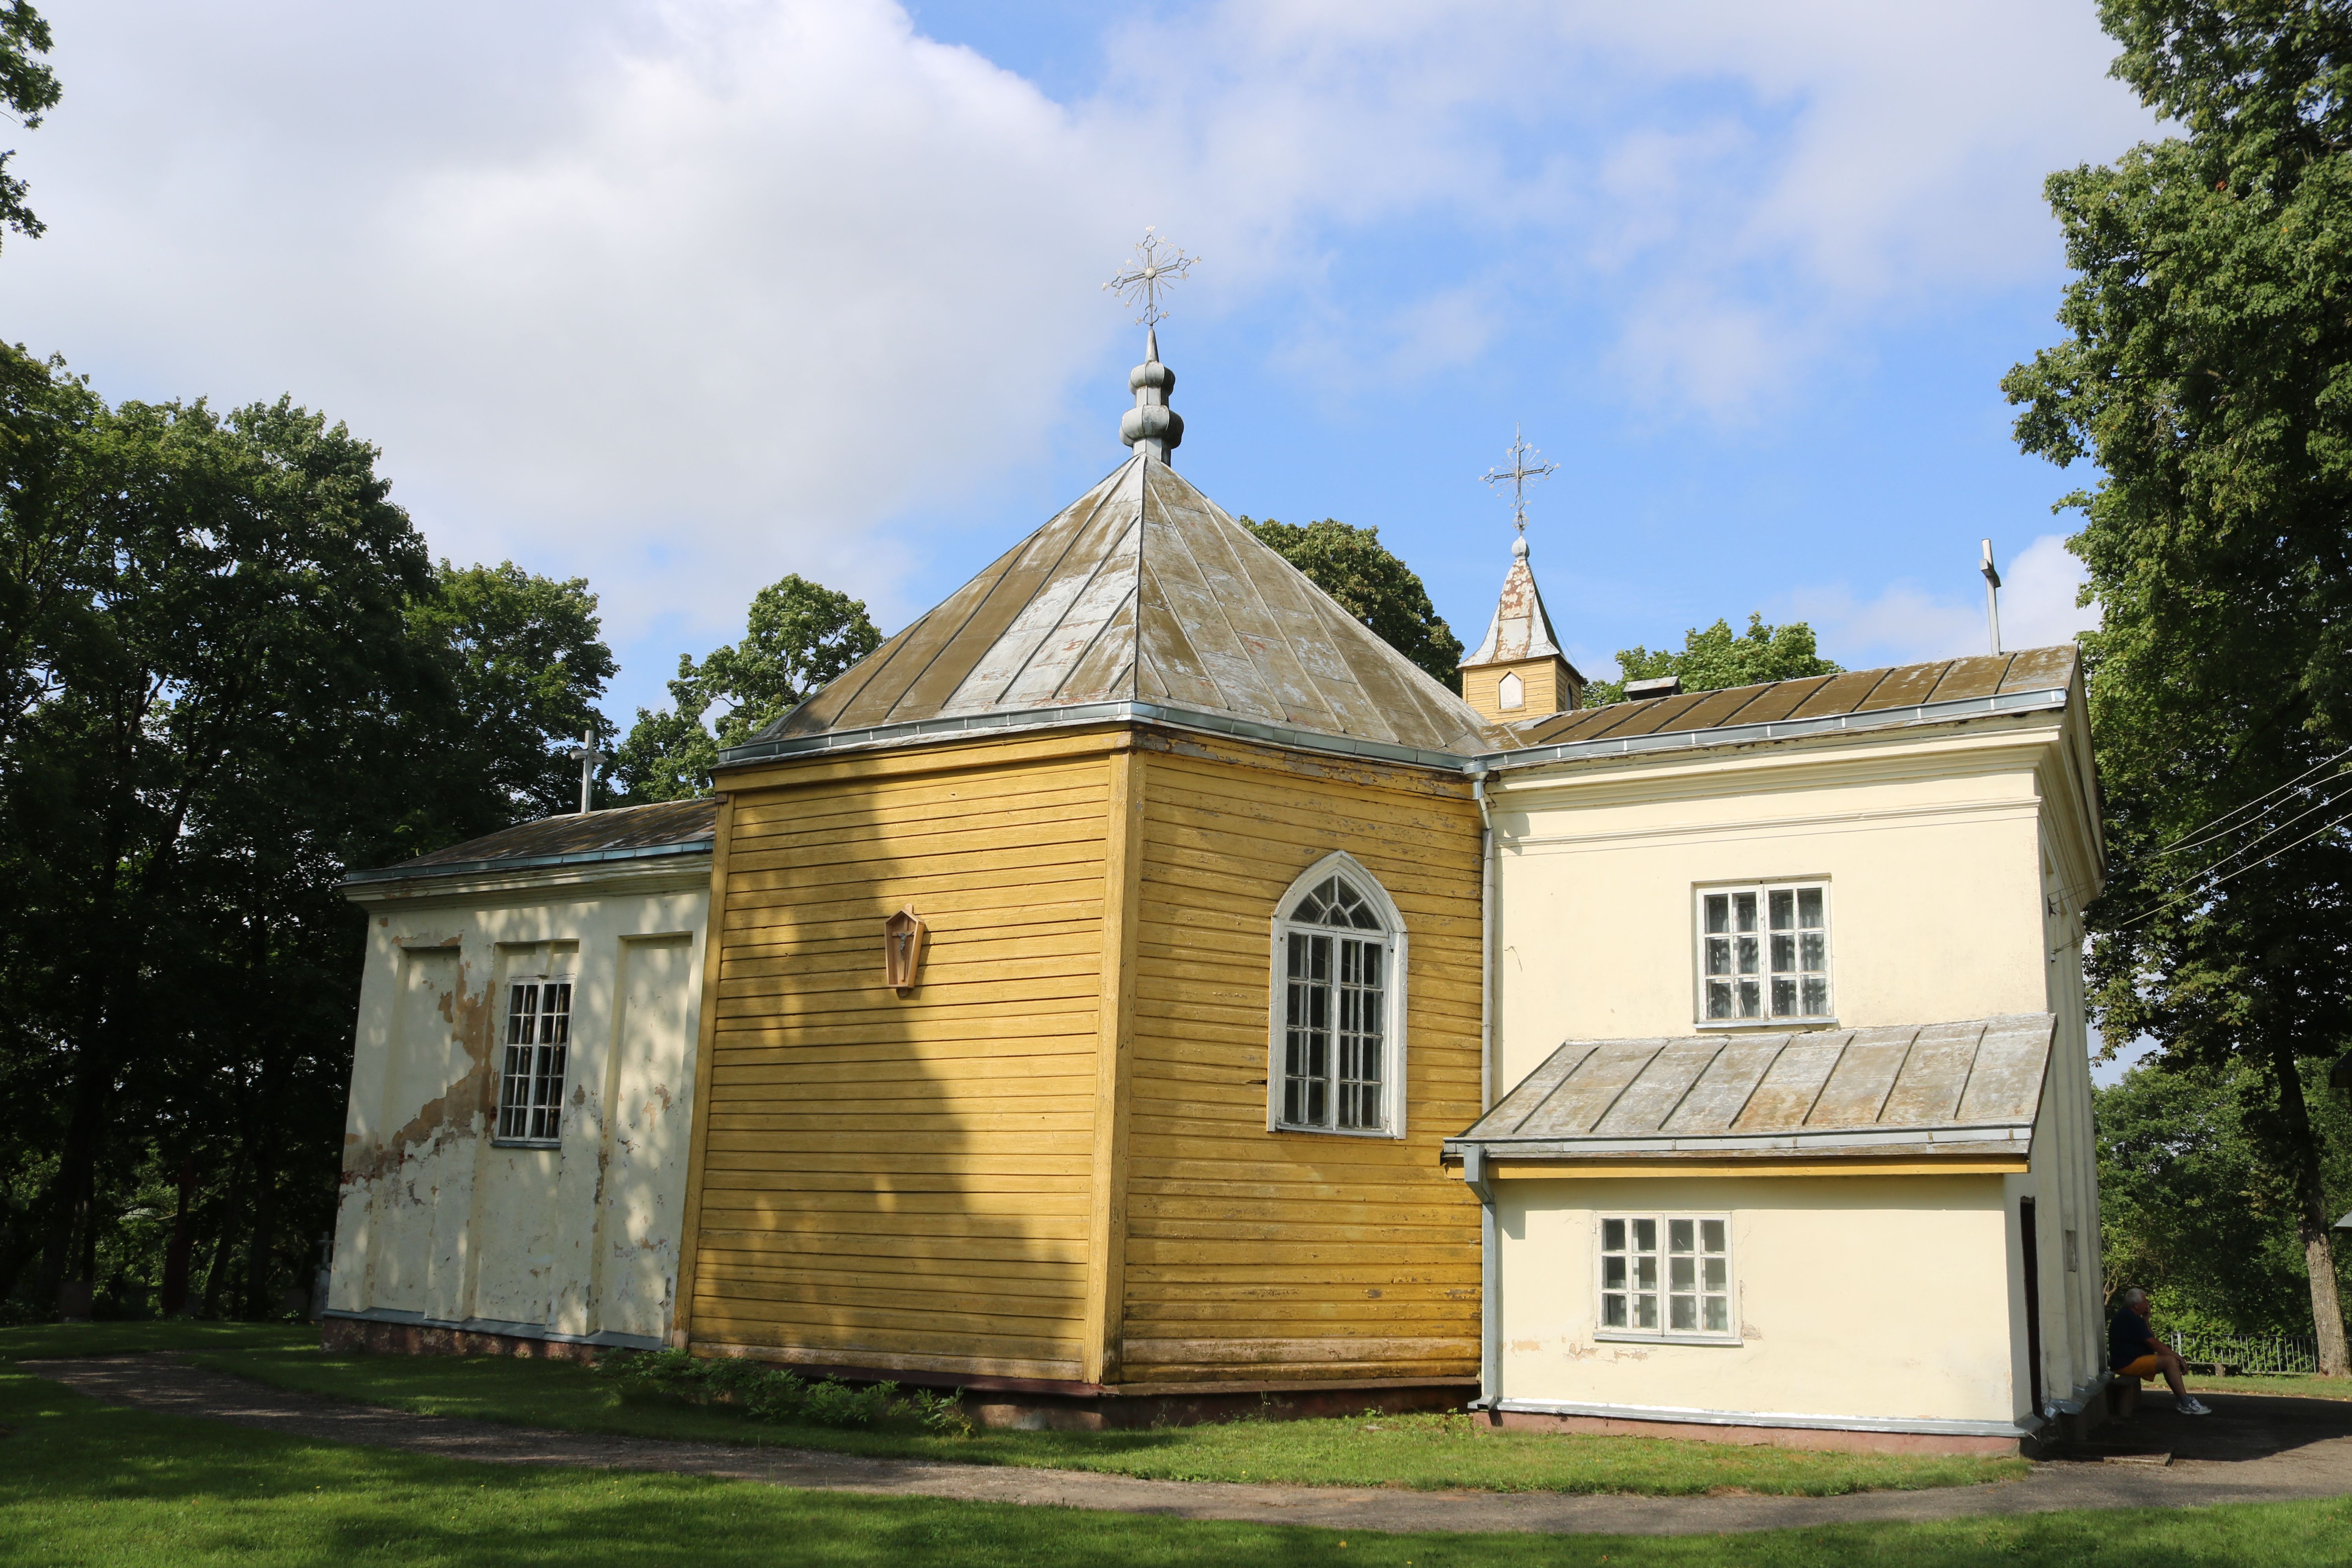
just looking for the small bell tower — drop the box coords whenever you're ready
[1460,428,1582,724]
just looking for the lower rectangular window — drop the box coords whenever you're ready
[1599,1214,1734,1341]
[496,977,572,1145]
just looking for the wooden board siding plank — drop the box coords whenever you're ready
[1082,745,1144,1385]
[727,768,1111,826]
[670,789,736,1346]
[696,1232,1090,1265]
[1114,742,1484,1387]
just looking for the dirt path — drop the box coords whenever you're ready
[25,1356,2352,1538]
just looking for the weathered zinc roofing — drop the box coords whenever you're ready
[343,798,718,886]
[739,454,1495,760]
[1505,647,2078,751]
[1462,541,1572,670]
[1445,1014,2056,1163]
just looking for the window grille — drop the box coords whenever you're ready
[497,977,572,1144]
[1698,882,1831,1022]
[1600,1214,1733,1341]
[1277,871,1395,1134]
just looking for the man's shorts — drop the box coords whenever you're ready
[2115,1354,2163,1379]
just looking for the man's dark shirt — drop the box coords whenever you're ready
[2110,1307,2156,1371]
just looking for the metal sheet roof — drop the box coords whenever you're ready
[1446,1014,2055,1162]
[737,454,1495,760]
[1463,544,1572,670]
[1502,648,2078,750]
[345,798,718,886]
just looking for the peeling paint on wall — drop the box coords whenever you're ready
[329,869,708,1350]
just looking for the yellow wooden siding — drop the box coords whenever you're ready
[1121,739,1485,1386]
[1462,657,1575,724]
[684,746,1113,1381]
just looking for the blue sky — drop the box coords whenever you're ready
[11,1,2155,728]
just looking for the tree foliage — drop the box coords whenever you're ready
[1583,614,1841,707]
[613,574,882,802]
[1238,517,1465,690]
[2097,1057,2352,1336]
[0,2,57,249]
[0,343,614,1319]
[2002,0,2352,1363]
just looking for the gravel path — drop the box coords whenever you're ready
[24,1356,2352,1538]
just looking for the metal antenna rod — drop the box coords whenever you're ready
[1980,540,2003,657]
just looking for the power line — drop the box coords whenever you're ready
[2113,797,2352,932]
[2160,769,2352,883]
[2157,744,2352,858]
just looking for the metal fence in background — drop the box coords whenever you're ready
[2168,1330,2320,1376]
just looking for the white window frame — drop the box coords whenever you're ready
[1594,1212,1739,1346]
[1693,879,1834,1027]
[1497,670,1525,710]
[1266,851,1409,1140]
[494,972,574,1147]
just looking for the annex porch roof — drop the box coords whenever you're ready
[1445,1014,2056,1166]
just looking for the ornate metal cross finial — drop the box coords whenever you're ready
[1482,425,1558,539]
[1105,226,1197,331]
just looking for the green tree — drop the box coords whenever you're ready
[614,574,882,802]
[1238,517,1465,690]
[2097,1057,2352,1337]
[1583,614,1841,706]
[2001,0,2352,1371]
[0,349,618,1318]
[405,561,617,830]
[0,2,58,249]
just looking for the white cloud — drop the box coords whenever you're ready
[9,0,2152,661]
[1786,533,2098,669]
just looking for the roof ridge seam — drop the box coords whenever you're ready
[987,506,1142,706]
[1584,1040,1661,1134]
[1949,1019,1991,1120]
[1134,544,1235,715]
[1725,1037,1785,1132]
[1052,579,1143,705]
[1655,1039,1725,1133]
[1870,1026,1922,1125]
[1800,1034,1852,1127]
[934,465,1136,715]
[1519,1042,1601,1136]
[1183,472,1356,738]
[1147,465,1267,720]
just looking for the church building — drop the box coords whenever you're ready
[324,323,2109,1450]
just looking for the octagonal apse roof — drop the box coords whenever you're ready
[733,453,1497,762]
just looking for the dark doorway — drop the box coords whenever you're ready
[2021,1196,2045,1416]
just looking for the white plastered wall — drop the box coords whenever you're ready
[1482,706,2107,1428]
[1495,1174,2012,1423]
[329,859,709,1347]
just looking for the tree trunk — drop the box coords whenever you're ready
[243,1139,278,1318]
[160,1158,196,1316]
[200,1158,244,1319]
[2270,1035,2350,1375]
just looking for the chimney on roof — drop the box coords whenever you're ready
[1624,675,1682,701]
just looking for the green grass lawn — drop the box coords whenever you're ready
[135,1335,2024,1497]
[2,1363,2348,1568]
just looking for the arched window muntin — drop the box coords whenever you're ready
[1267,852,1408,1139]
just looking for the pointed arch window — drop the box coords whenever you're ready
[1270,855,1408,1138]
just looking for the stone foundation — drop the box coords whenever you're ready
[1487,1406,2024,1456]
[321,1316,604,1363]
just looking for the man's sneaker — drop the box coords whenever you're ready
[2178,1396,2213,1416]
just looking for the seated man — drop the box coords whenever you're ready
[2109,1287,2211,1416]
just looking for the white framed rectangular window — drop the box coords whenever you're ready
[495,976,572,1145]
[1696,882,1831,1024]
[1598,1214,1735,1343]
